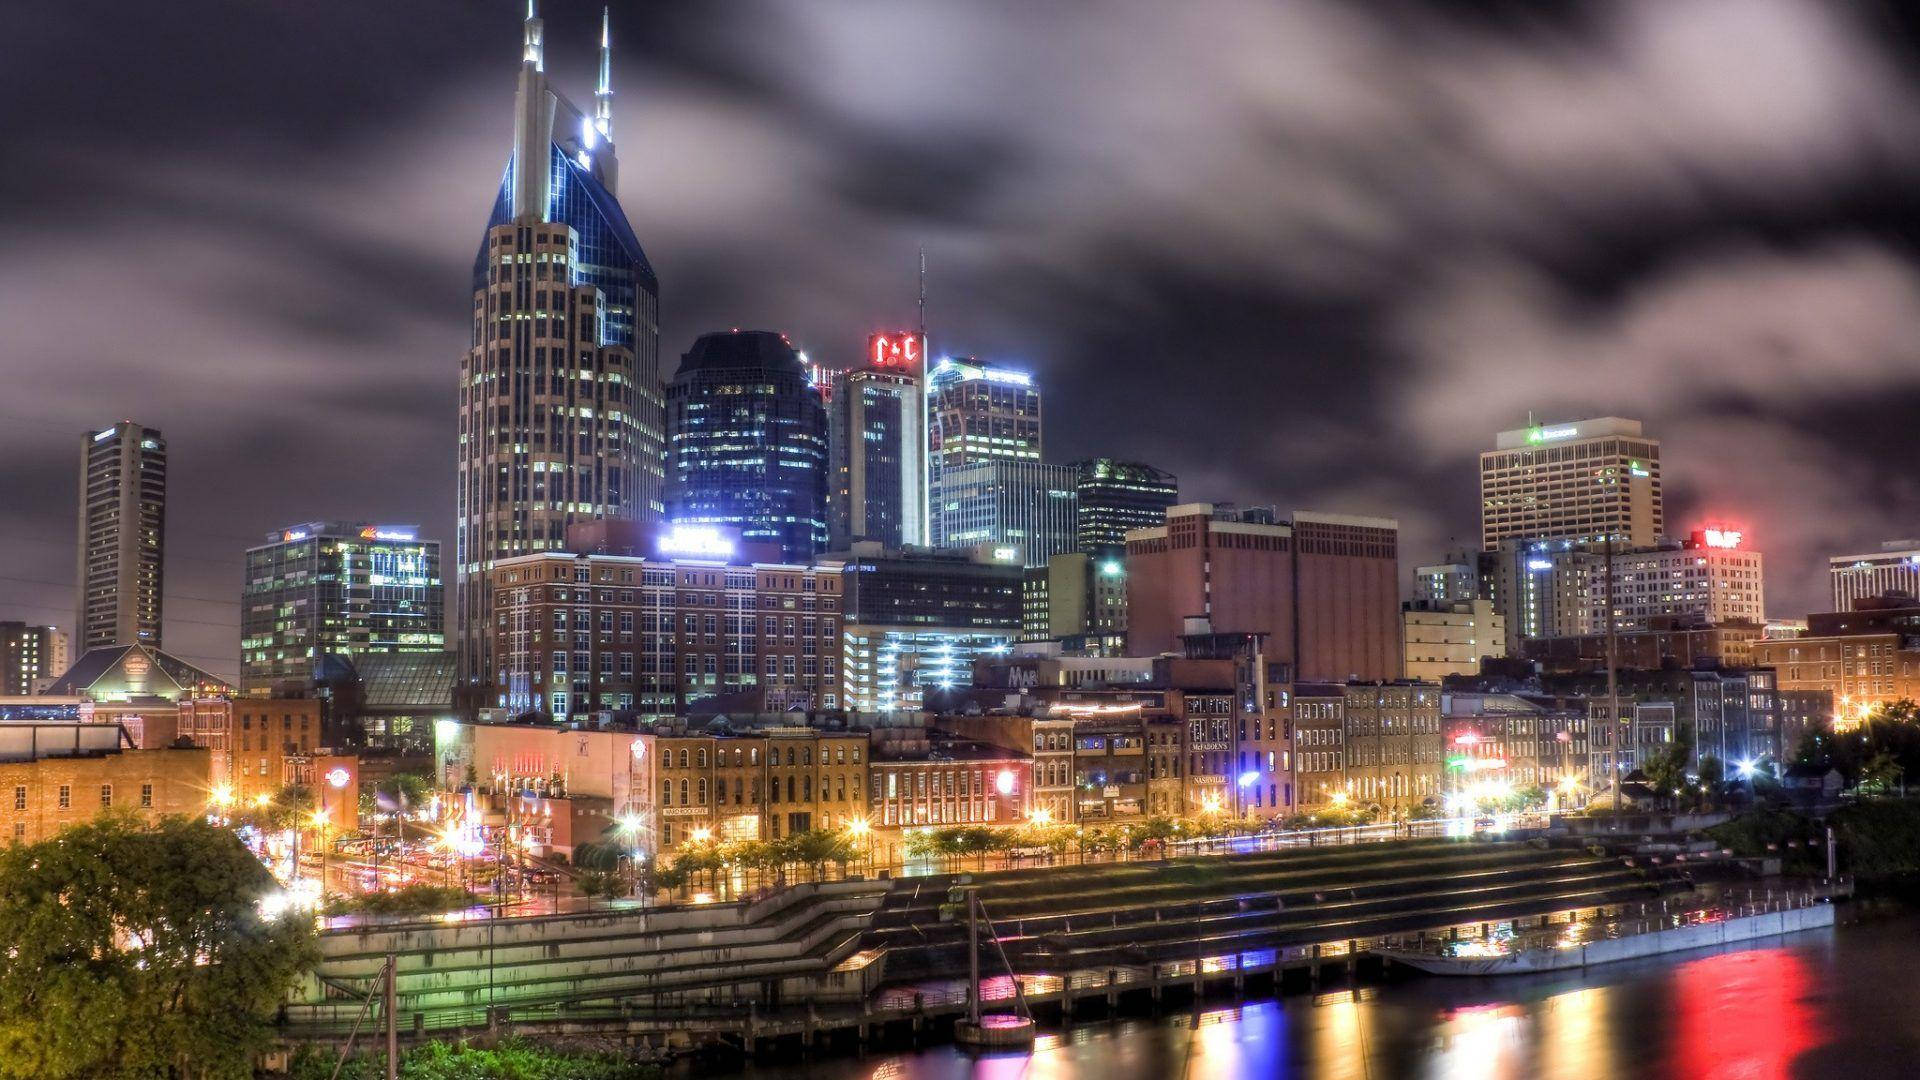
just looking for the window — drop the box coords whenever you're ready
[57,785,70,810]
[10,786,22,811]
[100,785,112,808]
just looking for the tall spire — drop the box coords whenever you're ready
[523,0,544,71]
[595,7,614,139]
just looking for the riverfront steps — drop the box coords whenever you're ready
[280,837,1681,1051]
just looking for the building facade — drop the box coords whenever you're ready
[827,332,927,550]
[77,420,166,652]
[1829,541,1920,613]
[1073,459,1177,552]
[241,523,445,693]
[457,7,666,682]
[667,331,830,563]
[839,544,1023,711]
[1480,417,1661,551]
[487,529,844,721]
[1126,504,1401,682]
[926,358,1041,548]
[936,460,1077,569]
[0,724,210,845]
[1413,555,1480,605]
[177,696,327,804]
[1402,599,1506,682]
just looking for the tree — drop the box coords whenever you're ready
[575,869,627,906]
[1643,743,1693,810]
[0,814,317,1079]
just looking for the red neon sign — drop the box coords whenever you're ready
[868,332,924,371]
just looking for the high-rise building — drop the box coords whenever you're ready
[1126,504,1401,682]
[935,460,1077,568]
[240,523,446,693]
[76,421,166,652]
[828,332,926,549]
[1072,458,1178,552]
[1479,417,1661,551]
[458,7,666,682]
[0,623,65,695]
[1829,541,1920,613]
[667,331,830,563]
[927,358,1041,547]
[1491,528,1765,651]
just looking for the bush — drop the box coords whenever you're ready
[288,1038,659,1079]
[324,884,481,918]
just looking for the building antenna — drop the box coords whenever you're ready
[522,0,544,70]
[917,245,928,337]
[594,7,613,138]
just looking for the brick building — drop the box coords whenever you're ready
[0,723,210,844]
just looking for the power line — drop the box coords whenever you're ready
[0,574,240,608]
[0,531,245,568]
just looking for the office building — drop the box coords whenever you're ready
[839,543,1023,711]
[1480,417,1661,551]
[1488,530,1764,653]
[76,421,166,652]
[667,330,830,563]
[487,522,842,721]
[1126,505,1401,682]
[1413,554,1479,605]
[1829,541,1920,613]
[1038,551,1129,649]
[1073,459,1177,551]
[1402,599,1506,682]
[0,624,66,696]
[828,332,927,549]
[935,459,1077,568]
[458,7,667,682]
[927,358,1041,547]
[241,523,445,693]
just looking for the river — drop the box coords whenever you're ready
[693,905,1920,1079]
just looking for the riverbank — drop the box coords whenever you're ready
[706,897,1911,1080]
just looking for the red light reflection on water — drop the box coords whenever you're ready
[1672,948,1819,1080]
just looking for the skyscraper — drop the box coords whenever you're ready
[458,6,665,682]
[241,523,446,693]
[667,331,830,562]
[936,460,1078,568]
[1479,417,1661,551]
[927,358,1040,548]
[1072,458,1177,551]
[76,421,165,652]
[828,332,926,549]
[1829,540,1920,612]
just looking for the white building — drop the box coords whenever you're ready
[1829,541,1920,613]
[1402,599,1507,682]
[1480,417,1662,551]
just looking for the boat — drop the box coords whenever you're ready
[1375,895,1836,976]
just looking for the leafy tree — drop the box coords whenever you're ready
[0,814,317,1079]
[1859,751,1906,797]
[1643,743,1694,809]
[576,869,628,904]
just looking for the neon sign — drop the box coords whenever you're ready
[868,332,924,371]
[325,767,351,790]
[359,526,416,542]
[1700,529,1743,550]
[658,524,735,558]
[1526,425,1578,444]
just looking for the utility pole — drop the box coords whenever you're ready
[384,954,398,1080]
[1605,534,1622,823]
[966,888,981,1027]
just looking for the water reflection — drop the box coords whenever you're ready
[718,918,1906,1080]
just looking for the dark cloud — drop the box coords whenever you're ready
[5,0,1920,676]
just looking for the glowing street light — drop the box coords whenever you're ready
[1028,808,1053,826]
[845,817,870,838]
[210,785,235,809]
[253,792,272,808]
[689,826,712,844]
[1329,791,1350,808]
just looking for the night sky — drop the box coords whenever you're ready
[8,0,1920,680]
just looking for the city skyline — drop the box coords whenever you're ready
[11,1,1920,676]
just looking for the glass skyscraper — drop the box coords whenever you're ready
[457,6,665,683]
[927,358,1042,549]
[667,331,830,563]
[76,421,165,652]
[827,333,926,549]
[241,523,445,693]
[1073,458,1178,551]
